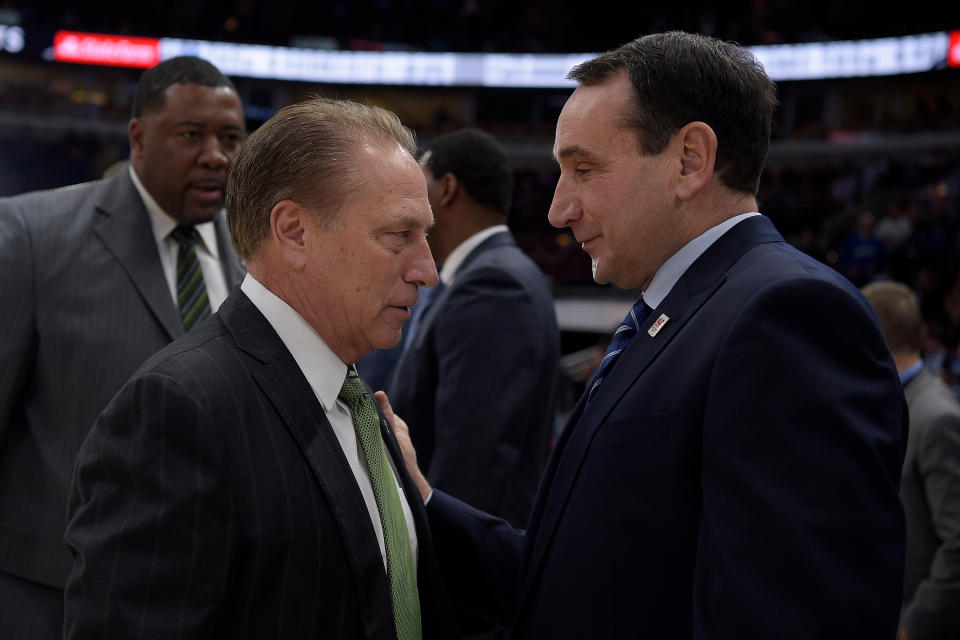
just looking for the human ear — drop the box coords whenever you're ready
[438,172,459,208]
[269,199,308,267]
[128,119,145,159]
[676,121,717,201]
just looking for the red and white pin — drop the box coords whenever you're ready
[648,314,670,337]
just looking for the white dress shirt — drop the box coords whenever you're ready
[643,212,761,308]
[439,224,509,285]
[240,273,419,569]
[129,165,229,311]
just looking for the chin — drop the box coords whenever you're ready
[373,330,403,351]
[182,206,222,225]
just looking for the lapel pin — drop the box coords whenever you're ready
[648,313,670,337]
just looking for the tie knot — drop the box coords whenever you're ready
[338,368,367,406]
[619,297,650,333]
[170,225,199,247]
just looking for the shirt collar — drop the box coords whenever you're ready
[439,224,508,285]
[129,164,221,260]
[240,273,347,412]
[900,358,924,385]
[643,212,760,309]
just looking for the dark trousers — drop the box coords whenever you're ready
[0,570,63,640]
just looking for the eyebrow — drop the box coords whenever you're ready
[173,120,244,131]
[393,213,434,230]
[554,144,601,163]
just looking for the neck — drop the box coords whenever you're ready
[433,206,505,263]
[893,351,922,375]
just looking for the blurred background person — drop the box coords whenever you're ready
[0,56,245,640]
[387,127,560,529]
[862,280,960,640]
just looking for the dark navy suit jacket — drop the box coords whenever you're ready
[428,216,907,639]
[389,231,560,527]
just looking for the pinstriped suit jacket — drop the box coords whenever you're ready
[0,168,244,592]
[64,290,455,639]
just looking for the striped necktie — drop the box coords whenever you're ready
[170,225,212,332]
[587,298,650,402]
[339,367,422,640]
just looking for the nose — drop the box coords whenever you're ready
[407,234,439,288]
[547,172,581,230]
[197,134,229,170]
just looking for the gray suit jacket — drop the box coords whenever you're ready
[0,168,244,589]
[388,230,560,528]
[901,368,960,640]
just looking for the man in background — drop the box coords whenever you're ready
[65,98,454,639]
[387,128,559,527]
[0,56,245,639]
[863,280,960,640]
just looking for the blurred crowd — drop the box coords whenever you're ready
[2,0,954,52]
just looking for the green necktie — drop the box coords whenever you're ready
[170,225,212,332]
[339,367,422,640]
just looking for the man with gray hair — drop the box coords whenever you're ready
[65,98,454,639]
[862,280,960,640]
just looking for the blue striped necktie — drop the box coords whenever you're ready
[170,225,212,332]
[587,298,650,402]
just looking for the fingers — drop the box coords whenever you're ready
[374,391,395,421]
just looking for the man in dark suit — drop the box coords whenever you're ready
[65,98,455,639]
[383,31,907,638]
[862,280,960,640]
[0,56,245,639]
[386,128,559,528]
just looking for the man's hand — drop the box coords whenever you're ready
[898,627,913,640]
[375,391,432,502]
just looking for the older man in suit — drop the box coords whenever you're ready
[65,98,455,639]
[0,56,244,640]
[386,128,559,528]
[862,280,960,640]
[383,31,907,638]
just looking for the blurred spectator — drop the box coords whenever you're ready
[861,280,960,640]
[837,210,889,286]
[875,199,914,251]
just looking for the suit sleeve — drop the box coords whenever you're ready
[902,407,960,640]
[697,278,906,638]
[429,267,550,514]
[0,199,36,441]
[64,371,231,640]
[427,490,523,629]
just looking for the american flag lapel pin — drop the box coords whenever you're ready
[648,314,670,337]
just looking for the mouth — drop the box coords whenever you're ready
[187,180,225,204]
[578,234,600,251]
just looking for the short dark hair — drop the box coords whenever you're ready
[227,97,417,260]
[861,280,924,353]
[132,56,238,118]
[569,31,778,195]
[422,128,512,215]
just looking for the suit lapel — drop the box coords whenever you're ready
[520,216,785,607]
[219,292,395,637]
[92,170,181,340]
[410,230,514,350]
